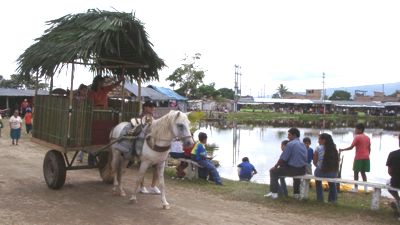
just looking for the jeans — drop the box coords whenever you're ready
[270,165,305,194]
[314,168,337,202]
[197,159,222,184]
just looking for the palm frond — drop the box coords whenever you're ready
[17,9,165,81]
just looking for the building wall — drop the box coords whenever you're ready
[306,89,322,100]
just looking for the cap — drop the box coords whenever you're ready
[143,101,156,107]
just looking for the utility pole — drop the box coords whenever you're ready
[234,65,241,112]
[322,72,326,115]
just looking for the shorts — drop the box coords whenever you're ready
[10,128,21,140]
[353,159,370,172]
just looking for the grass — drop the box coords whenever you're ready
[227,111,398,123]
[164,168,399,224]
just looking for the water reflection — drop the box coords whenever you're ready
[195,119,399,196]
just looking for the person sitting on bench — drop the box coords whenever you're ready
[386,133,400,216]
[266,127,307,199]
[191,132,222,185]
[313,133,339,203]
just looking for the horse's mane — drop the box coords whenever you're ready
[150,110,188,139]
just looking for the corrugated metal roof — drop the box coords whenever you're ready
[253,98,314,104]
[148,85,187,101]
[124,81,169,100]
[0,88,48,96]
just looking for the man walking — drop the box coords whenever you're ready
[386,134,400,217]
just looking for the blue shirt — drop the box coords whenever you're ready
[237,162,256,180]
[191,142,207,161]
[307,147,314,164]
[280,138,307,168]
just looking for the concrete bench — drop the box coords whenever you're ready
[292,174,400,210]
[176,158,203,180]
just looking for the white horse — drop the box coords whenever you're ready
[109,110,193,209]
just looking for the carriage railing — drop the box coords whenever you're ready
[33,95,139,150]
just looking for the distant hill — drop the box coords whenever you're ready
[325,82,400,96]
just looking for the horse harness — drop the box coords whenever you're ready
[145,136,171,152]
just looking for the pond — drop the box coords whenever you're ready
[194,120,399,195]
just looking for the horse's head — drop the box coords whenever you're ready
[150,110,194,148]
[169,111,194,148]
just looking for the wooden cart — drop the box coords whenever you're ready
[33,95,139,189]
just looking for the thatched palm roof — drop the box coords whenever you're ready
[17,9,165,81]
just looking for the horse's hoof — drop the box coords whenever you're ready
[129,197,137,204]
[162,204,171,210]
[120,192,127,197]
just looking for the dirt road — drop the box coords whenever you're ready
[0,128,385,225]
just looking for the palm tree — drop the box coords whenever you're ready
[276,84,289,98]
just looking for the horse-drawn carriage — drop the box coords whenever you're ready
[17,9,194,209]
[16,9,164,189]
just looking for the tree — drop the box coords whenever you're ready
[218,88,234,100]
[329,90,351,100]
[166,53,205,98]
[197,83,219,99]
[275,84,290,98]
[0,74,48,90]
[388,90,400,97]
[271,93,280,99]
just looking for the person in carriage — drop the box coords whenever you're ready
[88,75,124,109]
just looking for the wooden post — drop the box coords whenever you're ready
[32,71,39,136]
[371,188,381,210]
[6,96,9,111]
[119,68,125,123]
[138,68,142,114]
[34,71,39,101]
[300,178,310,199]
[67,63,75,144]
[49,75,54,95]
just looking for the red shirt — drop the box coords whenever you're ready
[351,133,371,160]
[25,112,32,124]
[88,86,113,109]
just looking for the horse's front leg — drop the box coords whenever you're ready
[111,149,121,195]
[129,160,151,203]
[156,161,170,209]
[117,159,129,196]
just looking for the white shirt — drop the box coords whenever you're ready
[170,140,183,153]
[9,116,22,129]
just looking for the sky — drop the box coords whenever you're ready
[1,0,400,97]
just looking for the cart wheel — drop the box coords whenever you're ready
[43,150,66,189]
[98,150,113,184]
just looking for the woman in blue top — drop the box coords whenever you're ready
[191,132,222,185]
[313,133,339,203]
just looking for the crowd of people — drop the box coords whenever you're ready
[259,124,400,217]
[1,75,399,217]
